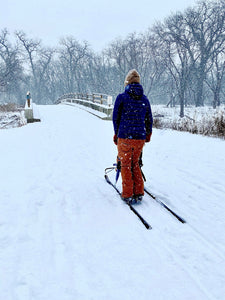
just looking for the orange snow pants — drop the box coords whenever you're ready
[117,138,145,198]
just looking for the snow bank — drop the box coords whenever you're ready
[152,105,225,138]
[0,111,27,129]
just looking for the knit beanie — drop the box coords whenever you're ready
[124,69,140,86]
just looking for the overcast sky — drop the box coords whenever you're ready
[1,0,198,52]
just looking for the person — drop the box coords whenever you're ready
[26,91,31,107]
[113,69,153,204]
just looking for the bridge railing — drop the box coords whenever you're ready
[56,93,113,119]
[56,93,113,106]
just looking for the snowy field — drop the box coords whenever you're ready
[152,104,225,121]
[0,104,225,300]
[151,104,225,138]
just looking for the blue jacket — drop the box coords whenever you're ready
[113,83,153,140]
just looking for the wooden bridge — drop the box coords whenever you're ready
[56,93,113,120]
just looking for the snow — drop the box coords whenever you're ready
[0,104,225,300]
[0,111,26,129]
[152,104,225,137]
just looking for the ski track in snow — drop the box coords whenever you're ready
[0,104,225,300]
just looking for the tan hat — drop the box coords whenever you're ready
[124,69,140,86]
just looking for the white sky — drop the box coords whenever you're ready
[1,0,198,52]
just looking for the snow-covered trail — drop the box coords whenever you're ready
[0,104,225,300]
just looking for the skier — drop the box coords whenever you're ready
[113,69,153,204]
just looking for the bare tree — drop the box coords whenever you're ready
[183,0,225,106]
[58,37,90,93]
[206,53,225,108]
[15,30,55,103]
[104,37,128,88]
[15,30,41,99]
[0,29,23,103]
[143,32,167,99]
[35,47,55,104]
[152,13,192,117]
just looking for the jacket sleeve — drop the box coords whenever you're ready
[145,98,153,134]
[113,94,123,135]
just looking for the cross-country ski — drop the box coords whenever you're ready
[104,170,152,230]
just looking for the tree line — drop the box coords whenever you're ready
[1,0,225,116]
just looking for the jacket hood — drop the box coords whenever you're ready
[125,83,144,99]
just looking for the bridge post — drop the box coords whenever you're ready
[24,92,41,123]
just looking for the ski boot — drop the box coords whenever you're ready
[121,196,133,205]
[133,195,143,204]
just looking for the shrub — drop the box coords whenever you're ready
[152,105,225,139]
[0,103,19,112]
